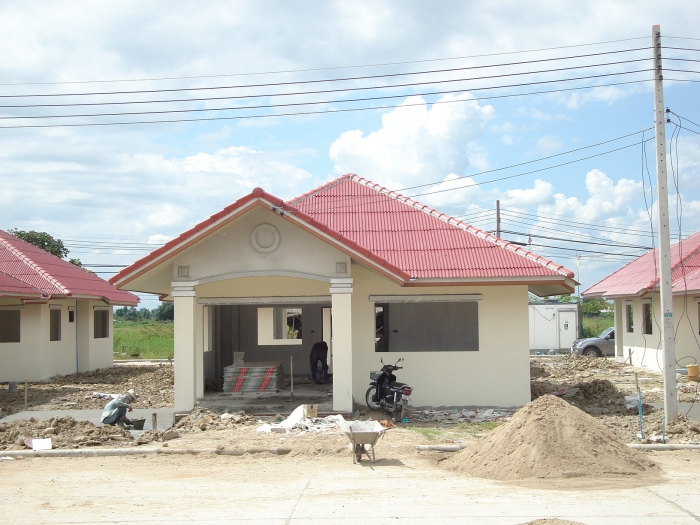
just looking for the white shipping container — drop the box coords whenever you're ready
[529,303,579,353]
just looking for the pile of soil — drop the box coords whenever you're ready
[531,378,641,415]
[603,410,700,444]
[0,416,133,451]
[442,395,659,481]
[173,407,261,433]
[531,355,629,381]
[0,364,173,416]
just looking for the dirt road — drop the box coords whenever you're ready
[1,449,698,524]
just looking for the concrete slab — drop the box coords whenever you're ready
[649,402,700,422]
[0,408,178,430]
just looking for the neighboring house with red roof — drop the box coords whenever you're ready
[583,231,700,372]
[0,230,139,381]
[111,174,576,411]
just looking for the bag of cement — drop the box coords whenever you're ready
[625,395,639,409]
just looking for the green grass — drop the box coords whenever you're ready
[582,316,614,338]
[113,320,174,359]
[408,421,503,441]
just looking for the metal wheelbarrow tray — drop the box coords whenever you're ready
[337,420,385,463]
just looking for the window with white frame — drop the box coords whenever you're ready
[625,303,634,333]
[50,308,61,341]
[94,309,109,339]
[642,302,653,335]
[257,307,302,345]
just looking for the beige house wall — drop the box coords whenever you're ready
[0,297,115,382]
[614,295,700,372]
[350,265,531,408]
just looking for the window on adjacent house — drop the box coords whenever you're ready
[50,309,61,341]
[374,301,479,352]
[94,310,109,339]
[0,310,20,343]
[626,304,634,333]
[642,302,653,335]
[257,307,303,345]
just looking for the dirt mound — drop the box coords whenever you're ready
[0,416,133,450]
[173,407,260,433]
[530,378,647,416]
[442,395,659,481]
[0,364,173,416]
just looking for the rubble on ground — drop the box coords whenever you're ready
[0,416,133,451]
[0,364,173,416]
[407,408,513,424]
[173,407,260,433]
[441,395,659,481]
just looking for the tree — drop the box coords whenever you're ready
[153,302,174,321]
[9,229,69,258]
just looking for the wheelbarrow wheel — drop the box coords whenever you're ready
[354,444,363,463]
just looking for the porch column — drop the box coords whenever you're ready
[173,284,197,411]
[614,298,624,358]
[330,278,353,413]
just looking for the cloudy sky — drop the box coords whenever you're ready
[1,1,699,307]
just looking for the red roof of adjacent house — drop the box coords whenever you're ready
[0,271,44,297]
[0,230,139,305]
[110,174,574,286]
[583,230,700,297]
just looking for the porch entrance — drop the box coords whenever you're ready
[202,301,333,412]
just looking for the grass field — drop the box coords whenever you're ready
[582,316,614,338]
[113,320,174,359]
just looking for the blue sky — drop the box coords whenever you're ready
[1,1,699,308]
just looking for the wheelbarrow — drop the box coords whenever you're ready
[337,419,385,463]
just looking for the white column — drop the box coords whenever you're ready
[194,301,205,400]
[173,283,197,411]
[330,278,353,413]
[614,298,624,358]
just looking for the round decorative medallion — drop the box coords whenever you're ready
[251,224,280,253]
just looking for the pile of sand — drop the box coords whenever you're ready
[442,395,659,481]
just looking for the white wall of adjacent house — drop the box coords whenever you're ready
[613,295,700,373]
[0,298,114,382]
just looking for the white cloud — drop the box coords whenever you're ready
[147,234,173,245]
[419,173,481,209]
[501,179,554,207]
[329,93,494,188]
[535,135,564,155]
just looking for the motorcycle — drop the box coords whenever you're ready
[365,357,413,419]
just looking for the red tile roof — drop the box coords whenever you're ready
[111,174,574,287]
[0,271,44,298]
[583,230,700,297]
[0,230,139,305]
[289,175,574,280]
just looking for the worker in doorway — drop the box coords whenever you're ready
[310,341,329,383]
[101,389,136,428]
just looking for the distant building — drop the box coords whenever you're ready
[529,302,579,353]
[583,231,700,372]
[0,230,138,381]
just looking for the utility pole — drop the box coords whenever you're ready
[496,200,501,238]
[652,24,678,422]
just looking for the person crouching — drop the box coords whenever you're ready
[101,389,136,428]
[310,341,329,383]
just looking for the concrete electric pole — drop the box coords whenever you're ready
[652,24,678,423]
[496,200,501,238]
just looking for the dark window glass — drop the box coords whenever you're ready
[94,310,109,339]
[50,309,61,341]
[0,310,20,343]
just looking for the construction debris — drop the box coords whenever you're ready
[0,416,133,450]
[408,408,513,424]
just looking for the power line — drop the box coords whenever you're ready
[500,229,651,249]
[0,37,649,87]
[0,58,651,100]
[0,74,654,129]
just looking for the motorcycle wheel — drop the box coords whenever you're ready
[365,386,380,410]
[393,400,405,420]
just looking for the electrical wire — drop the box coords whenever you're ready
[0,57,652,100]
